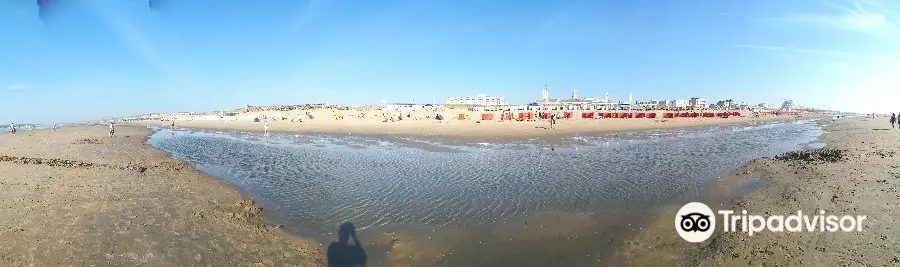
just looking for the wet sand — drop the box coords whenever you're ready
[0,126,323,266]
[133,111,801,141]
[617,116,900,266]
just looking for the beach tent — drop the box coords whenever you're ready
[435,114,444,120]
[307,114,315,119]
[253,117,260,123]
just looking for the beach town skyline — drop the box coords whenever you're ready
[4,85,824,125]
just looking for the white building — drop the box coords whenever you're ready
[446,94,506,106]
[667,100,689,109]
[688,97,707,109]
[635,99,664,110]
[657,100,670,109]
[542,85,550,101]
[715,99,747,110]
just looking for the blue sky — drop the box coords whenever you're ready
[1,0,898,124]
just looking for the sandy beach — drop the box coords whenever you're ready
[0,126,323,266]
[132,109,804,141]
[3,114,882,267]
[616,116,900,266]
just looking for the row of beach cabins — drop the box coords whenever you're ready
[460,110,805,121]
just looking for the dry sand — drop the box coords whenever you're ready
[134,109,801,141]
[0,126,323,266]
[615,116,900,266]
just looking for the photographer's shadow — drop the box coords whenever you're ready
[327,222,367,267]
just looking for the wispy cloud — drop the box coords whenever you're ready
[781,13,891,32]
[765,0,895,35]
[731,44,876,58]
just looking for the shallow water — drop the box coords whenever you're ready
[149,120,819,229]
[147,119,822,265]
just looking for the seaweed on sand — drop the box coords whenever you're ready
[774,148,848,163]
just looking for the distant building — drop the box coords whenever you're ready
[716,99,746,110]
[635,99,664,110]
[446,94,506,106]
[754,103,772,109]
[534,86,621,109]
[542,85,551,101]
[657,100,671,109]
[688,97,707,109]
[667,100,689,109]
[780,100,800,111]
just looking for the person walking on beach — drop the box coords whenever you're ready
[549,113,556,129]
[263,120,269,135]
[9,123,15,135]
[108,122,115,137]
[891,113,897,129]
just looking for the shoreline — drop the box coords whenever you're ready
[140,127,284,229]
[615,116,900,266]
[0,126,325,266]
[131,113,808,142]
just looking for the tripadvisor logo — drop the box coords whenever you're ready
[675,202,867,243]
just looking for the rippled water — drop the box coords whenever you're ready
[147,120,822,239]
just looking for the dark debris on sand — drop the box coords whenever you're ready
[71,138,102,145]
[774,148,849,163]
[0,155,188,173]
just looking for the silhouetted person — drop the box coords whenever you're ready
[550,113,556,129]
[327,222,366,267]
[891,113,897,129]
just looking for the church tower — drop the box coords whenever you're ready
[542,84,549,101]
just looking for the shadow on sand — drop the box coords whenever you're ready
[327,222,367,267]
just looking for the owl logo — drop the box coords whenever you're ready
[675,202,716,242]
[680,212,712,232]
